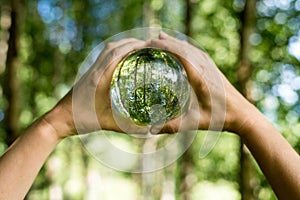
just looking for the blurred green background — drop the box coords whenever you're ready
[0,0,300,199]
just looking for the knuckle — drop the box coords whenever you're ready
[106,41,115,49]
[110,48,122,60]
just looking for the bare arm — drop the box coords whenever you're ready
[236,103,300,199]
[151,32,300,200]
[0,103,71,200]
[0,38,147,200]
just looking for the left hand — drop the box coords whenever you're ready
[44,38,148,138]
[149,32,250,134]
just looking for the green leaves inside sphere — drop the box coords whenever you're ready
[110,48,190,125]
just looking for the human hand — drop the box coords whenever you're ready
[44,38,148,138]
[150,32,254,134]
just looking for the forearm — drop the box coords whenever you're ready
[0,105,72,200]
[0,119,60,199]
[237,105,300,199]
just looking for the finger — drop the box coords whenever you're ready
[159,31,169,40]
[159,31,182,42]
[150,38,183,54]
[157,32,208,59]
[153,118,181,134]
[150,38,203,82]
[94,39,148,83]
[103,39,148,77]
[105,37,142,51]
[149,38,195,71]
[93,38,144,71]
[153,90,202,134]
[154,110,199,134]
[97,40,148,95]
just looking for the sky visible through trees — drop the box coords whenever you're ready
[0,0,300,199]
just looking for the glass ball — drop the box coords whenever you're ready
[110,48,190,126]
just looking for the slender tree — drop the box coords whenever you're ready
[140,1,164,199]
[237,0,259,199]
[175,1,197,200]
[3,0,22,145]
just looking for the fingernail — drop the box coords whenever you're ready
[159,31,169,39]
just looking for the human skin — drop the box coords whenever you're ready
[0,38,148,200]
[150,32,300,200]
[0,33,299,200]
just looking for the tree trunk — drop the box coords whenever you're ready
[3,0,22,145]
[140,2,163,199]
[175,1,196,200]
[175,145,194,200]
[184,0,193,37]
[143,0,160,27]
[237,0,258,200]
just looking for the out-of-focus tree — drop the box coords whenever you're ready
[175,1,198,200]
[249,1,300,198]
[1,0,22,146]
[0,0,299,199]
[237,0,260,199]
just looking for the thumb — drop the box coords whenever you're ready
[159,31,170,40]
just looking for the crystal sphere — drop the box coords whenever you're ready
[110,48,190,126]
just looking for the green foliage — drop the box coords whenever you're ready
[251,0,300,154]
[111,48,189,125]
[196,132,240,182]
[1,0,299,199]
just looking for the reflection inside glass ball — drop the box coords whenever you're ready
[110,48,190,126]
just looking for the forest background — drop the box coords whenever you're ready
[0,0,300,199]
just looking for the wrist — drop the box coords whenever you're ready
[230,102,263,137]
[224,90,261,136]
[42,97,76,140]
